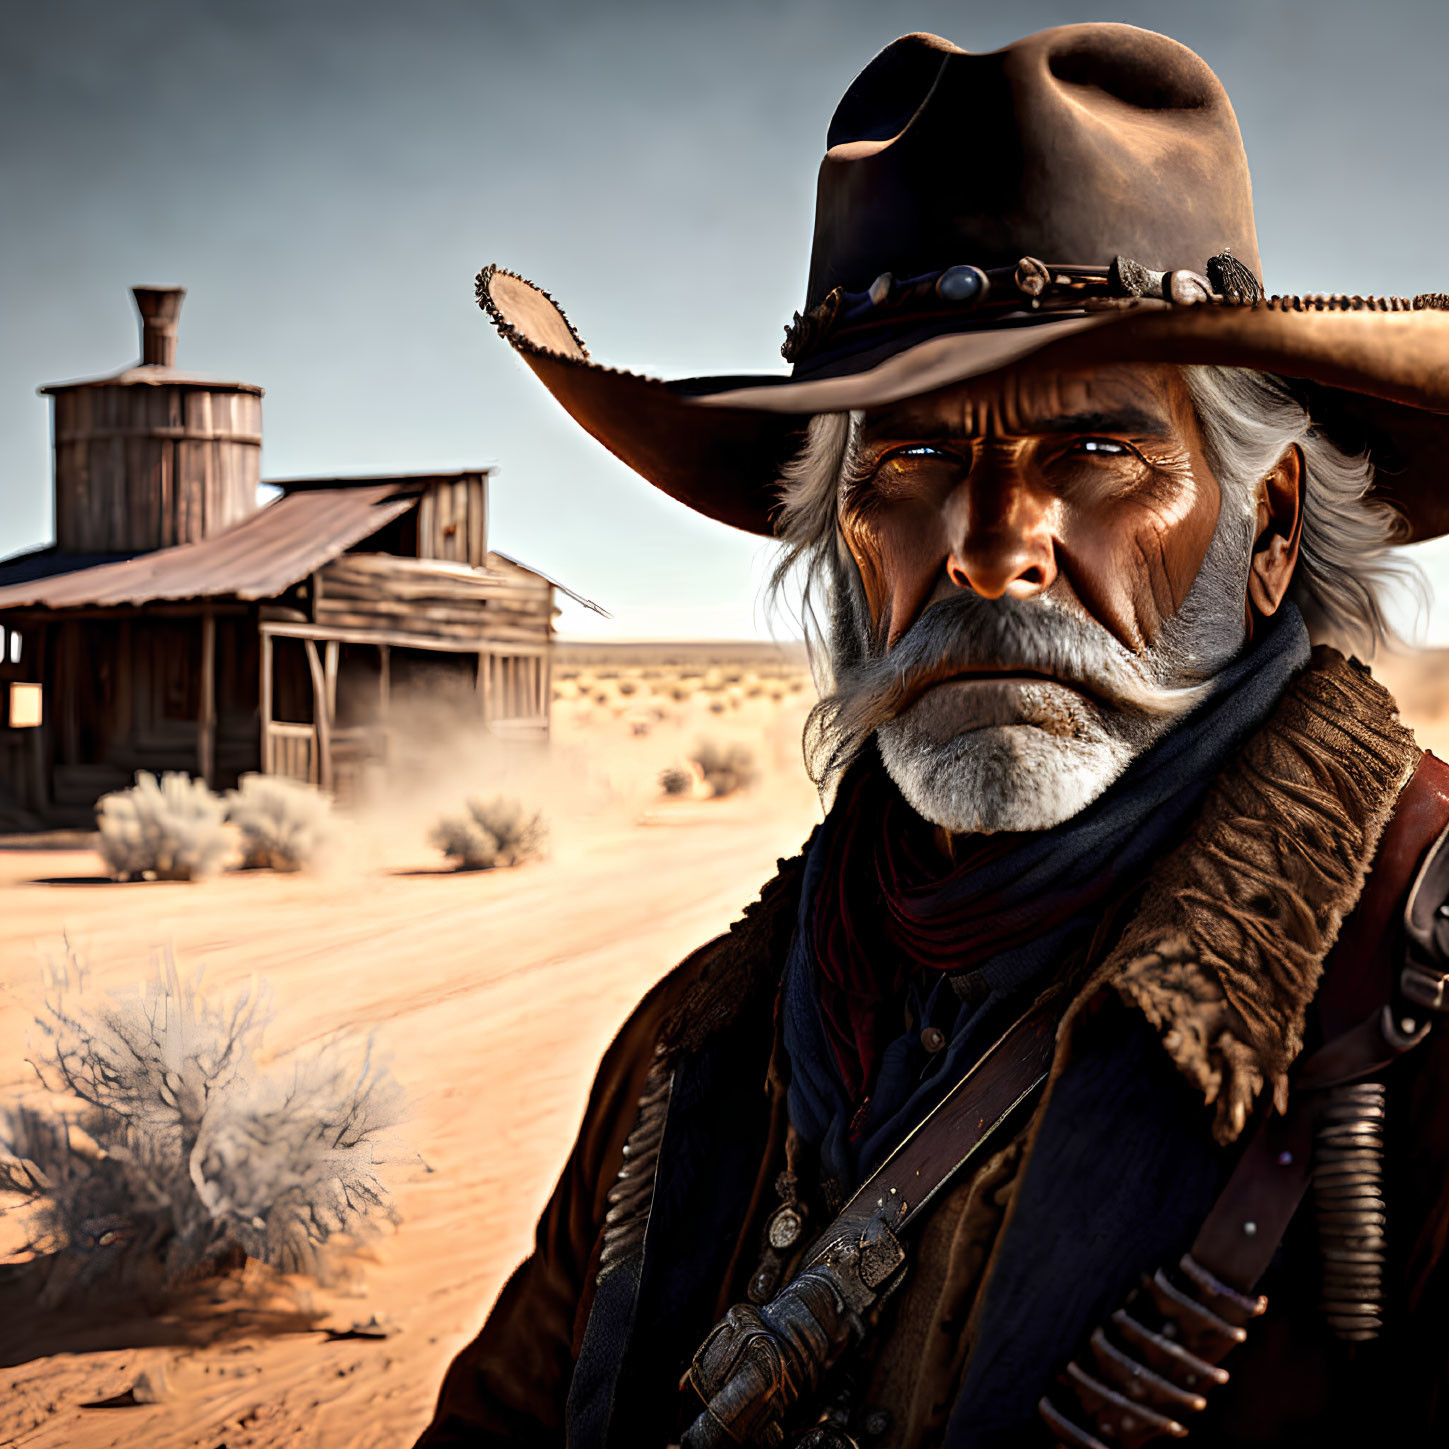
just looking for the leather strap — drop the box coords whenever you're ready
[804,994,1060,1262]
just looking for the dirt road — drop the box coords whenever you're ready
[0,785,819,1448]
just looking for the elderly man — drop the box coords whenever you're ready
[418,23,1449,1449]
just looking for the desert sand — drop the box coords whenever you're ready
[1,640,1446,1449]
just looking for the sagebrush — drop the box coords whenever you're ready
[227,773,339,872]
[691,740,759,798]
[429,795,548,870]
[659,766,694,797]
[0,951,404,1305]
[95,771,232,882]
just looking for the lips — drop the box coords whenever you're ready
[904,664,1098,711]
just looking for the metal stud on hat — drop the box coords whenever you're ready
[936,264,987,303]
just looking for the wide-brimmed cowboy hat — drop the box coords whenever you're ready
[478,23,1449,543]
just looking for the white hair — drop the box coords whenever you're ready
[1180,366,1418,657]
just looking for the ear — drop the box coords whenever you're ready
[1247,445,1303,620]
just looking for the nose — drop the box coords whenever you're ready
[942,466,1058,600]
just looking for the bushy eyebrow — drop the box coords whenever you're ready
[863,404,1173,443]
[1031,407,1171,437]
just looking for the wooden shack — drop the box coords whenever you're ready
[0,287,597,828]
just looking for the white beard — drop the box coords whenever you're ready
[876,680,1145,834]
[871,499,1257,835]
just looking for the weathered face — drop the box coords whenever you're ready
[832,361,1283,833]
[845,362,1221,660]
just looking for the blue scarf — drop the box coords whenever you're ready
[784,604,1312,1192]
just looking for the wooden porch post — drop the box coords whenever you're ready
[476,648,490,722]
[197,608,216,786]
[260,628,274,774]
[303,636,332,791]
[324,640,339,725]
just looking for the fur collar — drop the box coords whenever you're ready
[1073,648,1419,1143]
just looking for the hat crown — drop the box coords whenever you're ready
[805,24,1261,309]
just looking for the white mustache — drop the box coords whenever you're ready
[805,592,1208,787]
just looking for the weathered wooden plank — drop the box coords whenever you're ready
[312,608,551,644]
[318,562,550,606]
[417,487,435,561]
[159,439,175,548]
[433,482,454,562]
[136,437,161,552]
[107,435,127,552]
[123,434,144,551]
[315,597,545,626]
[467,476,487,565]
[260,619,548,656]
[175,440,194,544]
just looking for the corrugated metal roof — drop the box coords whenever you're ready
[0,483,418,611]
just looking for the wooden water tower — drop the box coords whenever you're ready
[40,287,263,554]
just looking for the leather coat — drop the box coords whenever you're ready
[416,654,1449,1448]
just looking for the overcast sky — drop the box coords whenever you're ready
[4,0,1449,640]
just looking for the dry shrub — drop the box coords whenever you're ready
[617,679,638,696]
[691,740,758,798]
[0,951,403,1305]
[95,772,231,882]
[227,773,339,872]
[429,795,548,870]
[659,767,693,797]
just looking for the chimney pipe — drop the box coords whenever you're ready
[132,286,186,367]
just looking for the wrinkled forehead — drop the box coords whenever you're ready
[858,361,1193,444]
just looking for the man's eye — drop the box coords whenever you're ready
[1075,439,1130,456]
[893,445,951,460]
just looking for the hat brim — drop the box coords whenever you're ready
[479,266,1449,543]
